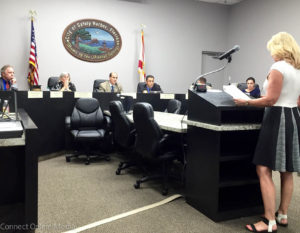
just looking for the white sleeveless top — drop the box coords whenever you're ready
[263,60,300,108]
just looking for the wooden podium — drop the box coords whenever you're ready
[185,90,264,221]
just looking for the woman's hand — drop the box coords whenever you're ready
[62,78,69,88]
[234,98,248,106]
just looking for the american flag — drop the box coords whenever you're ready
[28,19,39,87]
[138,29,145,82]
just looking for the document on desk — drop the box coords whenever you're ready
[223,85,250,100]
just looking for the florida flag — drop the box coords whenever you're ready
[138,29,145,82]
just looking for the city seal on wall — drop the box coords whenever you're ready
[62,19,122,62]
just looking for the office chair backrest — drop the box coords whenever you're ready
[133,102,163,159]
[165,99,181,114]
[71,98,104,130]
[109,100,135,148]
[47,77,59,90]
[237,83,259,91]
[137,82,146,92]
[93,79,107,92]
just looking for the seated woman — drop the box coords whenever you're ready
[53,72,76,91]
[242,77,260,98]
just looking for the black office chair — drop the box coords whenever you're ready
[133,102,182,195]
[93,79,107,92]
[164,99,181,114]
[109,101,137,174]
[136,82,146,93]
[65,98,110,165]
[47,77,59,90]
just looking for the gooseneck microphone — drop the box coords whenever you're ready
[218,45,240,60]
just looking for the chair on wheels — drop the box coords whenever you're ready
[65,98,111,165]
[164,99,181,114]
[109,100,136,175]
[93,79,107,92]
[133,102,182,195]
[47,76,59,90]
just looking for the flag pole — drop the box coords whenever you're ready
[28,10,40,90]
[138,24,146,82]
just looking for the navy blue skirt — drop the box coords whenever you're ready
[253,106,300,172]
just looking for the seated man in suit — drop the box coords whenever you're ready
[98,72,123,93]
[137,75,162,93]
[242,77,260,98]
[0,65,17,91]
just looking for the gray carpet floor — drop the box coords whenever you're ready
[37,154,300,233]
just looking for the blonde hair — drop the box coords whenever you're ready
[267,32,300,69]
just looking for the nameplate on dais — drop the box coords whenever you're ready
[160,94,174,99]
[50,92,63,98]
[28,91,43,98]
[74,92,92,98]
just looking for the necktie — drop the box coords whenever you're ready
[111,85,114,92]
[6,81,10,90]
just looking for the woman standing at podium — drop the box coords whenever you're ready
[234,32,300,233]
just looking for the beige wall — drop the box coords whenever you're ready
[0,0,228,93]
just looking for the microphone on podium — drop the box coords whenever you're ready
[217,45,240,60]
[191,45,240,91]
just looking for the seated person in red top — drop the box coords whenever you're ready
[242,77,260,98]
[137,75,162,93]
[0,65,17,91]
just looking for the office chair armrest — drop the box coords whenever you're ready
[129,128,136,135]
[159,134,172,154]
[65,116,71,130]
[159,134,181,155]
[104,115,112,130]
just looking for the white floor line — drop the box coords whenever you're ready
[62,194,182,233]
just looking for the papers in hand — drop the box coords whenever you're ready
[223,85,250,100]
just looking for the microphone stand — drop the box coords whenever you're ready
[13,88,19,121]
[192,57,231,91]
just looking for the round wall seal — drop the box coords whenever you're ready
[62,19,122,62]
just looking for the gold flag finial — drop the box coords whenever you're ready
[140,24,146,31]
[29,10,37,21]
